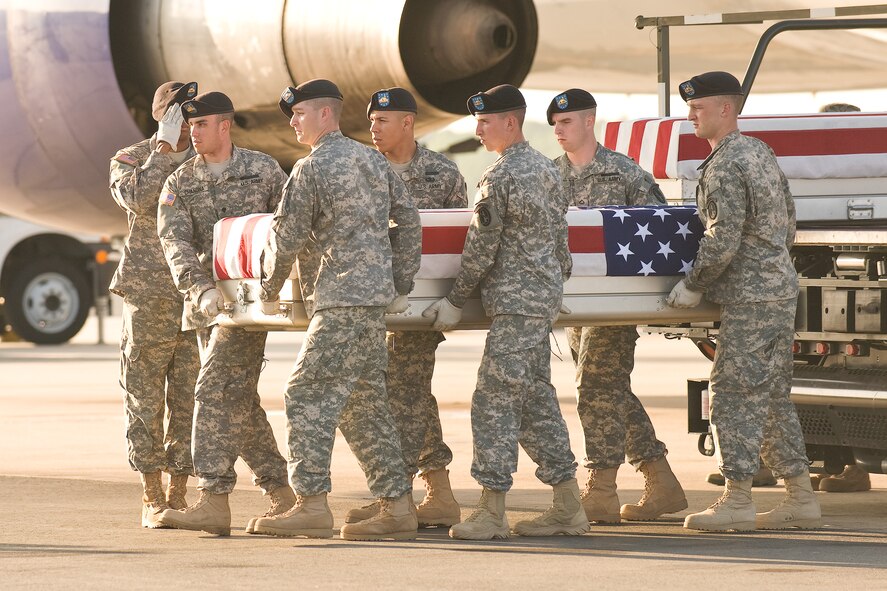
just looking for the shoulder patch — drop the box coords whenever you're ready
[113,153,139,167]
[477,203,492,226]
[473,197,501,231]
[160,190,177,207]
[706,197,718,220]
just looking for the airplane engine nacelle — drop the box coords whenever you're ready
[112,0,538,168]
[0,0,537,234]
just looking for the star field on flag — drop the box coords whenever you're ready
[597,206,704,277]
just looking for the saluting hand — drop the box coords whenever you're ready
[157,103,184,150]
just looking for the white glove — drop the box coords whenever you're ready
[260,298,281,316]
[157,103,184,149]
[559,303,572,315]
[386,294,410,315]
[198,288,225,317]
[421,297,463,331]
[666,279,703,309]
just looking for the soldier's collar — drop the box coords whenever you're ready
[399,143,423,178]
[559,152,597,179]
[222,145,246,179]
[697,130,741,171]
[193,146,239,181]
[501,140,529,158]
[313,130,343,151]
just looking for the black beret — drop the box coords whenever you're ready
[152,81,198,122]
[467,84,526,115]
[278,79,343,117]
[679,71,743,101]
[181,91,234,121]
[366,87,418,119]
[546,88,597,125]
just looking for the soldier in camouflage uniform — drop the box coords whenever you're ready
[547,88,687,524]
[423,85,589,540]
[252,80,422,541]
[155,92,294,536]
[667,72,820,532]
[109,81,201,529]
[343,87,466,529]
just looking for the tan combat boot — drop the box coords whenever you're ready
[449,488,509,540]
[684,478,755,532]
[707,464,777,487]
[810,473,827,491]
[580,467,620,523]
[621,456,688,520]
[252,493,334,538]
[158,490,231,536]
[246,485,297,534]
[344,499,381,524]
[513,478,591,537]
[417,469,461,527]
[819,465,871,493]
[166,474,189,510]
[756,471,822,530]
[340,492,418,541]
[140,471,169,528]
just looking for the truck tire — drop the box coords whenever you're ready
[5,258,91,344]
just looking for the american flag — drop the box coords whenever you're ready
[212,206,705,281]
[589,205,704,277]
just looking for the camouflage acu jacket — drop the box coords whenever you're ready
[158,145,287,329]
[686,130,798,304]
[397,144,467,209]
[109,136,195,300]
[260,131,422,318]
[447,141,570,320]
[554,144,665,207]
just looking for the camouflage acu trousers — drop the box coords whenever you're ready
[566,325,667,469]
[710,298,809,481]
[471,315,577,491]
[121,296,198,475]
[386,330,454,476]
[285,306,410,498]
[193,326,288,494]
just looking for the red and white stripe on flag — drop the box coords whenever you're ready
[416,208,606,278]
[213,208,612,281]
[213,213,275,280]
[603,112,887,180]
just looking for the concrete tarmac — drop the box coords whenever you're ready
[1,312,885,590]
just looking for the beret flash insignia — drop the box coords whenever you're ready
[184,103,197,114]
[282,89,294,105]
[556,93,568,110]
[471,96,485,111]
[681,81,695,97]
[377,91,390,107]
[186,83,197,98]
